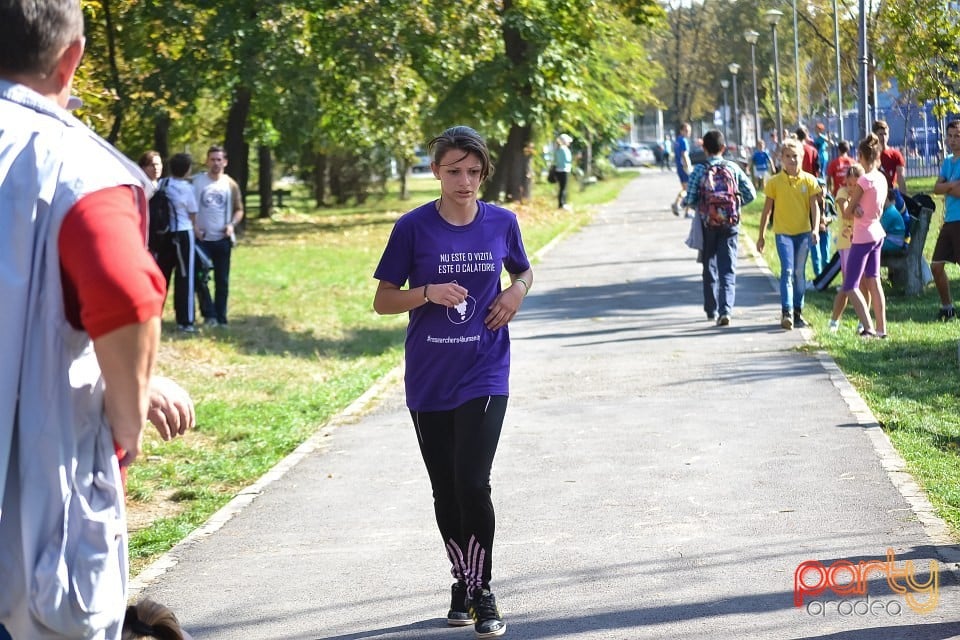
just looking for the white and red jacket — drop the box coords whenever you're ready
[0,80,164,640]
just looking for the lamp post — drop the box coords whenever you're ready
[792,0,802,126]
[744,30,761,148]
[857,0,869,138]
[729,63,741,150]
[720,79,730,142]
[832,0,844,141]
[765,10,785,148]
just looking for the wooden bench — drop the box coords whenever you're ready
[881,202,933,296]
[272,188,292,207]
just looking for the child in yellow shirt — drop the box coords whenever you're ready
[757,138,822,330]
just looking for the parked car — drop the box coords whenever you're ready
[640,140,666,164]
[410,148,431,173]
[609,142,656,167]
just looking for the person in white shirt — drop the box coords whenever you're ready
[155,152,200,332]
[193,145,243,326]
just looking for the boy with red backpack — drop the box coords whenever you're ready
[684,130,756,326]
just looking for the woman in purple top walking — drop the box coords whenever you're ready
[373,125,533,639]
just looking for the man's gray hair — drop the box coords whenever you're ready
[0,0,84,76]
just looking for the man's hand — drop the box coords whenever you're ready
[147,376,195,441]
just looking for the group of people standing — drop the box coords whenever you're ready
[137,146,244,332]
[682,117,919,337]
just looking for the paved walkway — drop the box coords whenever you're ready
[134,171,960,639]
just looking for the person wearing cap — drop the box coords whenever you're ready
[553,133,573,209]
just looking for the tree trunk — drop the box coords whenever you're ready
[581,131,593,187]
[500,124,532,202]
[258,145,272,219]
[488,0,535,203]
[152,112,170,162]
[225,86,252,200]
[101,0,126,145]
[398,160,410,200]
[312,152,327,207]
[482,142,504,201]
[329,156,343,204]
[519,144,533,203]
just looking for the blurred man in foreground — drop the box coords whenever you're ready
[0,1,168,637]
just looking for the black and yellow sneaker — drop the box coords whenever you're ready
[468,589,506,638]
[447,582,472,626]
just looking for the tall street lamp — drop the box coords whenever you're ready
[857,0,869,138]
[729,63,741,150]
[720,79,730,142]
[765,10,785,148]
[832,0,844,141]
[792,0,802,125]
[744,29,761,148]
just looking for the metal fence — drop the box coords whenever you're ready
[901,146,942,179]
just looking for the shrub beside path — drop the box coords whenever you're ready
[135,171,960,639]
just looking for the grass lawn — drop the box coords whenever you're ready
[128,171,634,574]
[739,175,960,536]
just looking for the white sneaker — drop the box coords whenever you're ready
[828,320,839,333]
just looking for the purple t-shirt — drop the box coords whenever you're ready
[374,200,531,411]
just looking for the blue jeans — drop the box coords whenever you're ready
[775,233,811,313]
[702,223,739,317]
[197,237,233,324]
[809,227,831,276]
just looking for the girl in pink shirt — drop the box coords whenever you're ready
[841,134,889,337]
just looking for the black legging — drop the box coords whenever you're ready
[556,171,570,208]
[153,230,196,326]
[411,395,507,596]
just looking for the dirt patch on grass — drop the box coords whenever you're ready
[127,488,185,533]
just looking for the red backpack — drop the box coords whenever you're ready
[698,163,741,228]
